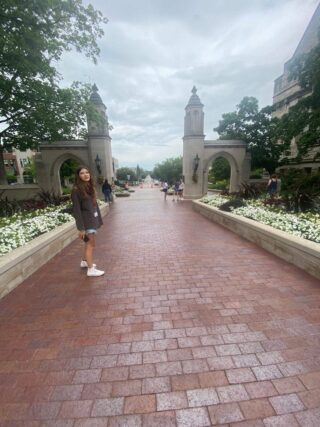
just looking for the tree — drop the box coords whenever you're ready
[214,97,286,174]
[209,157,230,182]
[116,167,137,182]
[60,158,79,186]
[136,164,142,180]
[277,43,320,159]
[152,157,182,184]
[0,0,108,183]
[135,164,149,180]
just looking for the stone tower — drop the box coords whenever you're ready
[183,86,205,199]
[87,84,113,184]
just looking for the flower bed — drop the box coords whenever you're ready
[0,205,73,256]
[200,195,320,244]
[0,203,109,299]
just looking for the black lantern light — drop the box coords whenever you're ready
[193,153,200,173]
[95,154,102,175]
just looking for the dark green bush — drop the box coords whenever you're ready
[219,199,246,212]
[280,170,320,212]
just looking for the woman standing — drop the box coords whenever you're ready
[71,166,104,277]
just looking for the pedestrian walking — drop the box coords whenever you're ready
[71,166,105,277]
[178,180,184,200]
[102,178,113,203]
[162,181,168,200]
[172,179,180,201]
[267,174,278,197]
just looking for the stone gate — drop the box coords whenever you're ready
[35,85,114,196]
[183,87,251,199]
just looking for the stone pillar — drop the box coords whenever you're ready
[183,87,205,199]
[240,151,251,184]
[87,84,114,198]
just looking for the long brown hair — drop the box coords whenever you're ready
[73,166,96,198]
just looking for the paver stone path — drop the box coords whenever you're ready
[1,188,320,426]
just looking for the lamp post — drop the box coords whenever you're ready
[192,154,200,183]
[95,154,102,175]
[193,154,200,173]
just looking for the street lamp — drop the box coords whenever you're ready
[192,154,200,183]
[95,154,102,175]
[193,153,200,173]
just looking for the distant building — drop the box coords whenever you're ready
[273,3,320,174]
[4,148,35,184]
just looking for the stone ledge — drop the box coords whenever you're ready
[193,200,320,281]
[0,204,109,300]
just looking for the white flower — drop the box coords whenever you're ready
[199,195,320,244]
[0,205,73,256]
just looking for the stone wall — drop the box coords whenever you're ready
[0,184,40,201]
[193,200,320,281]
[0,204,109,300]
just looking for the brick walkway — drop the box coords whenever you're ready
[1,188,320,427]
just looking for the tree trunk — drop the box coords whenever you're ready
[0,146,8,185]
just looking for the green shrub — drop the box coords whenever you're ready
[250,168,263,179]
[62,187,72,195]
[210,179,229,190]
[219,199,246,212]
[6,172,17,184]
[280,170,320,212]
[114,192,130,197]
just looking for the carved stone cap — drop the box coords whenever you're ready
[89,83,104,105]
[186,86,204,108]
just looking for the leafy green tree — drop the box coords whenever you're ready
[209,157,230,182]
[60,159,79,186]
[0,0,108,184]
[23,158,36,180]
[116,167,137,182]
[135,164,150,180]
[152,157,182,184]
[136,164,142,180]
[214,97,286,174]
[277,43,320,159]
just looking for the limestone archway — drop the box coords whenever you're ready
[182,87,251,199]
[35,140,90,195]
[35,85,114,198]
[50,153,85,195]
[203,151,238,194]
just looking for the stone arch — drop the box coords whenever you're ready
[50,153,85,195]
[182,87,251,199]
[203,151,240,194]
[34,85,114,199]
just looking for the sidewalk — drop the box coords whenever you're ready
[0,187,320,426]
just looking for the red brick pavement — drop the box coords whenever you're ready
[1,188,320,426]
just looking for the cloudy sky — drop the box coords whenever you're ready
[59,0,319,170]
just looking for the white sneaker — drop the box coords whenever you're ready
[87,267,105,277]
[80,260,96,268]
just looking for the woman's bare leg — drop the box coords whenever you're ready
[85,234,96,268]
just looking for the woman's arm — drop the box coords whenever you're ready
[71,189,85,231]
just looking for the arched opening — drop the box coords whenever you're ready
[203,151,240,195]
[208,156,231,191]
[59,158,80,195]
[50,154,85,196]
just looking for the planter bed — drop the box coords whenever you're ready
[0,204,108,300]
[193,200,320,281]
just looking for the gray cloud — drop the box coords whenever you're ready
[58,0,319,169]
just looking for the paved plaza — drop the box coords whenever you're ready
[1,188,320,426]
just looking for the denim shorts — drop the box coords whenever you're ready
[85,228,97,234]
